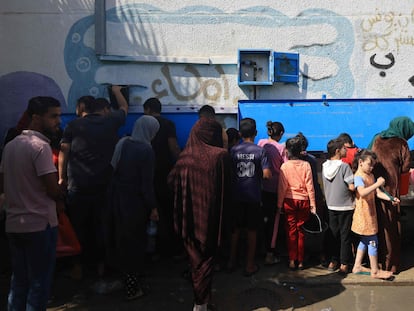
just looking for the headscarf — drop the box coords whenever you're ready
[368,116,414,149]
[187,118,223,149]
[168,118,230,250]
[111,115,159,169]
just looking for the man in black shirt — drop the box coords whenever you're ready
[59,85,128,279]
[144,98,181,258]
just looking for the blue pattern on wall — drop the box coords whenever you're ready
[64,5,354,111]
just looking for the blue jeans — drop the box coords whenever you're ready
[7,225,57,311]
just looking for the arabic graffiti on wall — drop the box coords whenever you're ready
[63,5,355,111]
[360,8,414,95]
[3,3,414,142]
[151,65,231,102]
[361,8,414,52]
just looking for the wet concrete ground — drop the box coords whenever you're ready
[1,205,414,310]
[40,255,414,311]
[2,251,414,311]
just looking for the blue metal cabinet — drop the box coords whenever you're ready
[274,52,299,83]
[238,49,274,86]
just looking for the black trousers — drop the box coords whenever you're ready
[327,209,354,265]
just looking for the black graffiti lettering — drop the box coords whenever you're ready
[370,53,395,77]
[409,76,414,87]
[370,53,395,69]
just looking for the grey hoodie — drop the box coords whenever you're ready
[322,160,355,211]
[322,160,343,181]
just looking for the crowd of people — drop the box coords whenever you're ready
[1,89,414,311]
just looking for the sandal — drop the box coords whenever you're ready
[126,287,145,301]
[243,265,259,277]
[338,264,349,275]
[288,261,296,271]
[371,269,394,280]
[327,261,338,272]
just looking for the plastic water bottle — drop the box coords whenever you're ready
[146,220,157,253]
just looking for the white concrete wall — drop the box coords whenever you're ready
[1,0,414,137]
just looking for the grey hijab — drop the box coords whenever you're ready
[111,115,160,170]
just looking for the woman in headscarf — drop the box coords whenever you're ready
[168,118,231,311]
[106,115,160,300]
[369,116,414,274]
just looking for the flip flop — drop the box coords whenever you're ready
[288,266,297,271]
[371,270,395,280]
[381,275,395,281]
[288,261,297,271]
[353,271,370,275]
[243,265,259,277]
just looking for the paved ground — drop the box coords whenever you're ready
[2,238,414,311]
[44,242,414,311]
[1,205,414,310]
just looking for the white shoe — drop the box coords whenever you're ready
[193,303,208,311]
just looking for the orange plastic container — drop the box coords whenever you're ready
[400,172,410,195]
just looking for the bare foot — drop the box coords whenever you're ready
[371,269,394,280]
[352,266,371,274]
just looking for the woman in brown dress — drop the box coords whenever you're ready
[168,118,231,311]
[369,116,414,273]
